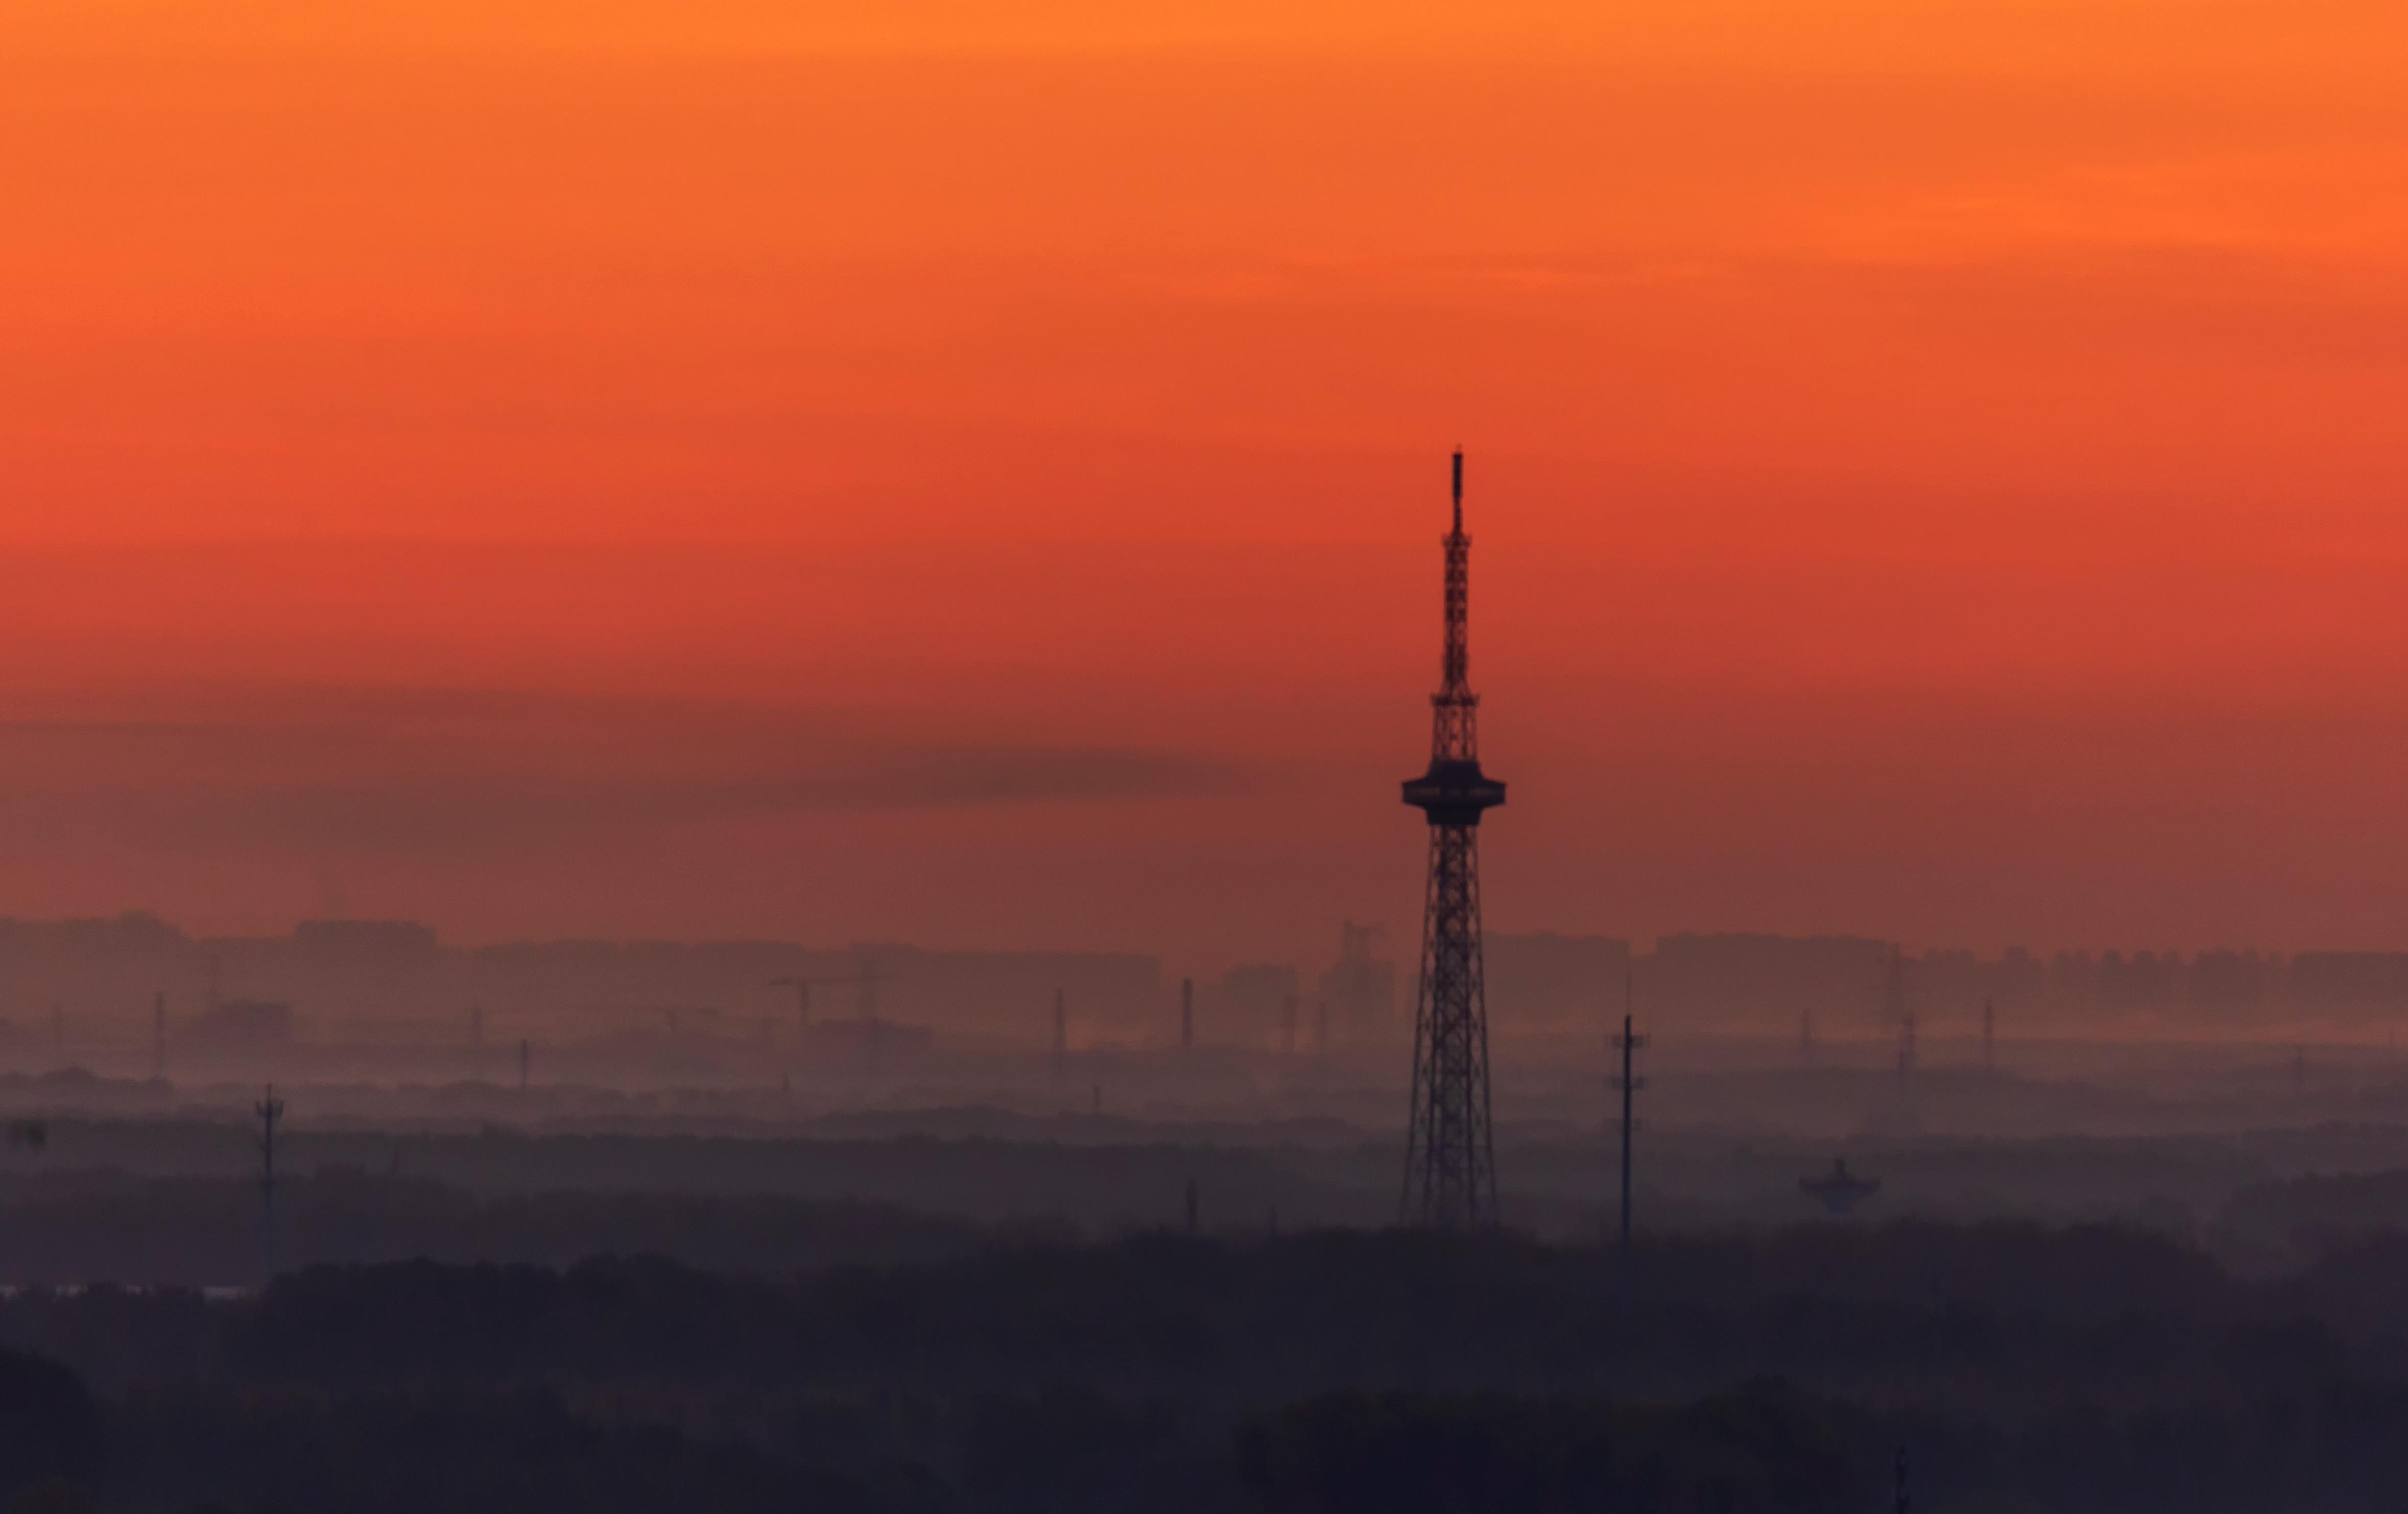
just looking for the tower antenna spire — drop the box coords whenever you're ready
[1401,448,1508,1228]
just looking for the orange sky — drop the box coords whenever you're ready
[6,0,2408,970]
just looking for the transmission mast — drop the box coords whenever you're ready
[1885,948,1916,1079]
[255,1084,285,1289]
[1611,968,1647,1256]
[1400,449,1508,1228]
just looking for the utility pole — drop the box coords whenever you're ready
[769,977,816,1033]
[255,1085,285,1290]
[1610,968,1647,1257]
[856,952,881,1024]
[1887,949,1915,1085]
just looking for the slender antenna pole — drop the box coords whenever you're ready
[255,1084,285,1290]
[1619,1011,1634,1252]
[1611,967,1647,1257]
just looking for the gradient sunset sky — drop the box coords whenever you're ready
[8,0,2408,966]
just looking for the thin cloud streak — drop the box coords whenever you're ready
[0,700,1253,858]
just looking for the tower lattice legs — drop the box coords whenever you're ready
[1402,824,1497,1227]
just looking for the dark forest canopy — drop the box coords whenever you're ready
[4,1223,2408,1511]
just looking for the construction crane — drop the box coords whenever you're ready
[768,954,886,1037]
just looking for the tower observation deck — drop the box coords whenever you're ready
[1400,449,1506,1228]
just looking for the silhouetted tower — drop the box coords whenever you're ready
[518,1037,531,1091]
[1280,993,1299,1057]
[1314,998,1330,1058]
[255,1085,285,1289]
[770,976,816,1031]
[1885,948,1916,1077]
[1179,977,1194,1052]
[855,951,883,1023]
[1981,997,1996,1072]
[50,1005,63,1068]
[1611,970,1647,1256]
[1053,989,1069,1071]
[152,991,167,1083]
[1894,1447,1911,1514]
[1400,449,1508,1228]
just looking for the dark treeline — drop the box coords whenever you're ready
[23,1116,2408,1257]
[0,1171,1007,1285]
[0,1120,1381,1233]
[6,1224,2408,1511]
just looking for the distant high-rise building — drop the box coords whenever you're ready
[1484,932,1632,1037]
[1652,932,1889,1033]
[1213,964,1300,1049]
[1317,922,1395,1047]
